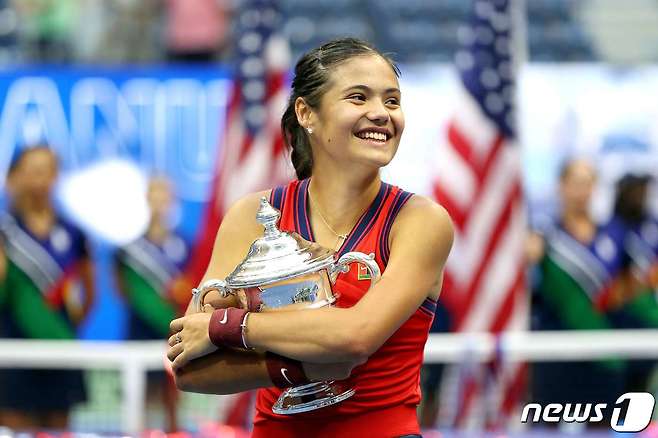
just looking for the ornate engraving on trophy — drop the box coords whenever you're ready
[292,283,318,304]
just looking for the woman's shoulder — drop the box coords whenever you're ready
[395,194,452,228]
[223,179,299,223]
[217,189,281,244]
[390,193,454,247]
[222,189,272,224]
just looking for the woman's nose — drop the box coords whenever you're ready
[366,101,390,124]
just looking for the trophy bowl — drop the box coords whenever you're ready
[192,197,380,414]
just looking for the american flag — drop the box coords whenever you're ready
[186,0,294,285]
[432,0,528,428]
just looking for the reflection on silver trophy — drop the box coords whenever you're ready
[192,197,380,414]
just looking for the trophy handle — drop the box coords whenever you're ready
[191,278,231,313]
[329,252,381,291]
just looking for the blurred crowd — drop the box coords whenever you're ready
[527,159,658,424]
[0,0,233,64]
[419,159,658,428]
[0,146,190,430]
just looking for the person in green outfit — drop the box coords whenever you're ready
[0,146,95,430]
[114,176,190,432]
[607,173,658,393]
[530,159,628,425]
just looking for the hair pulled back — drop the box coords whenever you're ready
[281,38,399,180]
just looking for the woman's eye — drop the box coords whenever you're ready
[348,94,366,101]
[386,98,400,106]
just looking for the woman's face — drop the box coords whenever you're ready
[560,161,596,214]
[308,54,404,170]
[9,149,58,202]
[147,177,174,219]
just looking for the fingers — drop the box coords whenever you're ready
[167,342,184,363]
[203,303,215,313]
[172,349,190,370]
[168,332,181,347]
[170,317,184,333]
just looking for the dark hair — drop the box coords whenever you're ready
[281,38,400,180]
[613,174,651,224]
[8,145,58,175]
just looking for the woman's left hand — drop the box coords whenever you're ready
[168,305,217,370]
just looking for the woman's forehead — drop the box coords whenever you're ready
[327,55,400,92]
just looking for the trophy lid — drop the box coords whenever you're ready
[224,197,335,288]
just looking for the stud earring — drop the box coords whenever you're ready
[307,127,313,134]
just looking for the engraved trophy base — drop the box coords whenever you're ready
[272,380,355,414]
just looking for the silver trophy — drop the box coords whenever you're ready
[192,197,380,414]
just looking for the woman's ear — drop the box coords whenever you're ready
[294,96,314,131]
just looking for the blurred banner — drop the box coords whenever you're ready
[0,66,230,207]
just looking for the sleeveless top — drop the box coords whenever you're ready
[253,179,436,438]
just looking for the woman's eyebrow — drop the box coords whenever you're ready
[342,84,401,94]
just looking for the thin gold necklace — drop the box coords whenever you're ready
[307,185,349,250]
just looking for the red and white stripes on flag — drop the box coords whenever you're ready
[185,0,294,286]
[432,0,528,429]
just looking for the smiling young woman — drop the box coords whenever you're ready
[167,38,453,438]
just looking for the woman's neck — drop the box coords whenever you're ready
[146,217,170,244]
[14,197,55,238]
[562,210,595,244]
[308,164,381,238]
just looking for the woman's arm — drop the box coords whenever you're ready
[174,348,357,394]
[170,190,361,390]
[181,191,270,316]
[170,195,453,367]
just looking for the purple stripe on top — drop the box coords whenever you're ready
[338,183,391,257]
[420,297,437,315]
[298,179,314,241]
[381,190,413,265]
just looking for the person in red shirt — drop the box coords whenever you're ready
[167,37,454,438]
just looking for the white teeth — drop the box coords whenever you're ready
[357,131,387,141]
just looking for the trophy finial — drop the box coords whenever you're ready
[257,197,282,238]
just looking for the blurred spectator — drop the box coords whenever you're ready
[0,146,94,429]
[612,174,658,291]
[607,173,658,393]
[0,0,19,64]
[101,0,161,63]
[113,176,190,432]
[12,0,75,62]
[529,159,627,425]
[165,0,230,62]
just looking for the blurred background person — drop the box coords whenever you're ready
[607,173,658,394]
[12,0,75,62]
[0,146,95,430]
[165,0,231,63]
[113,176,190,432]
[530,159,627,426]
